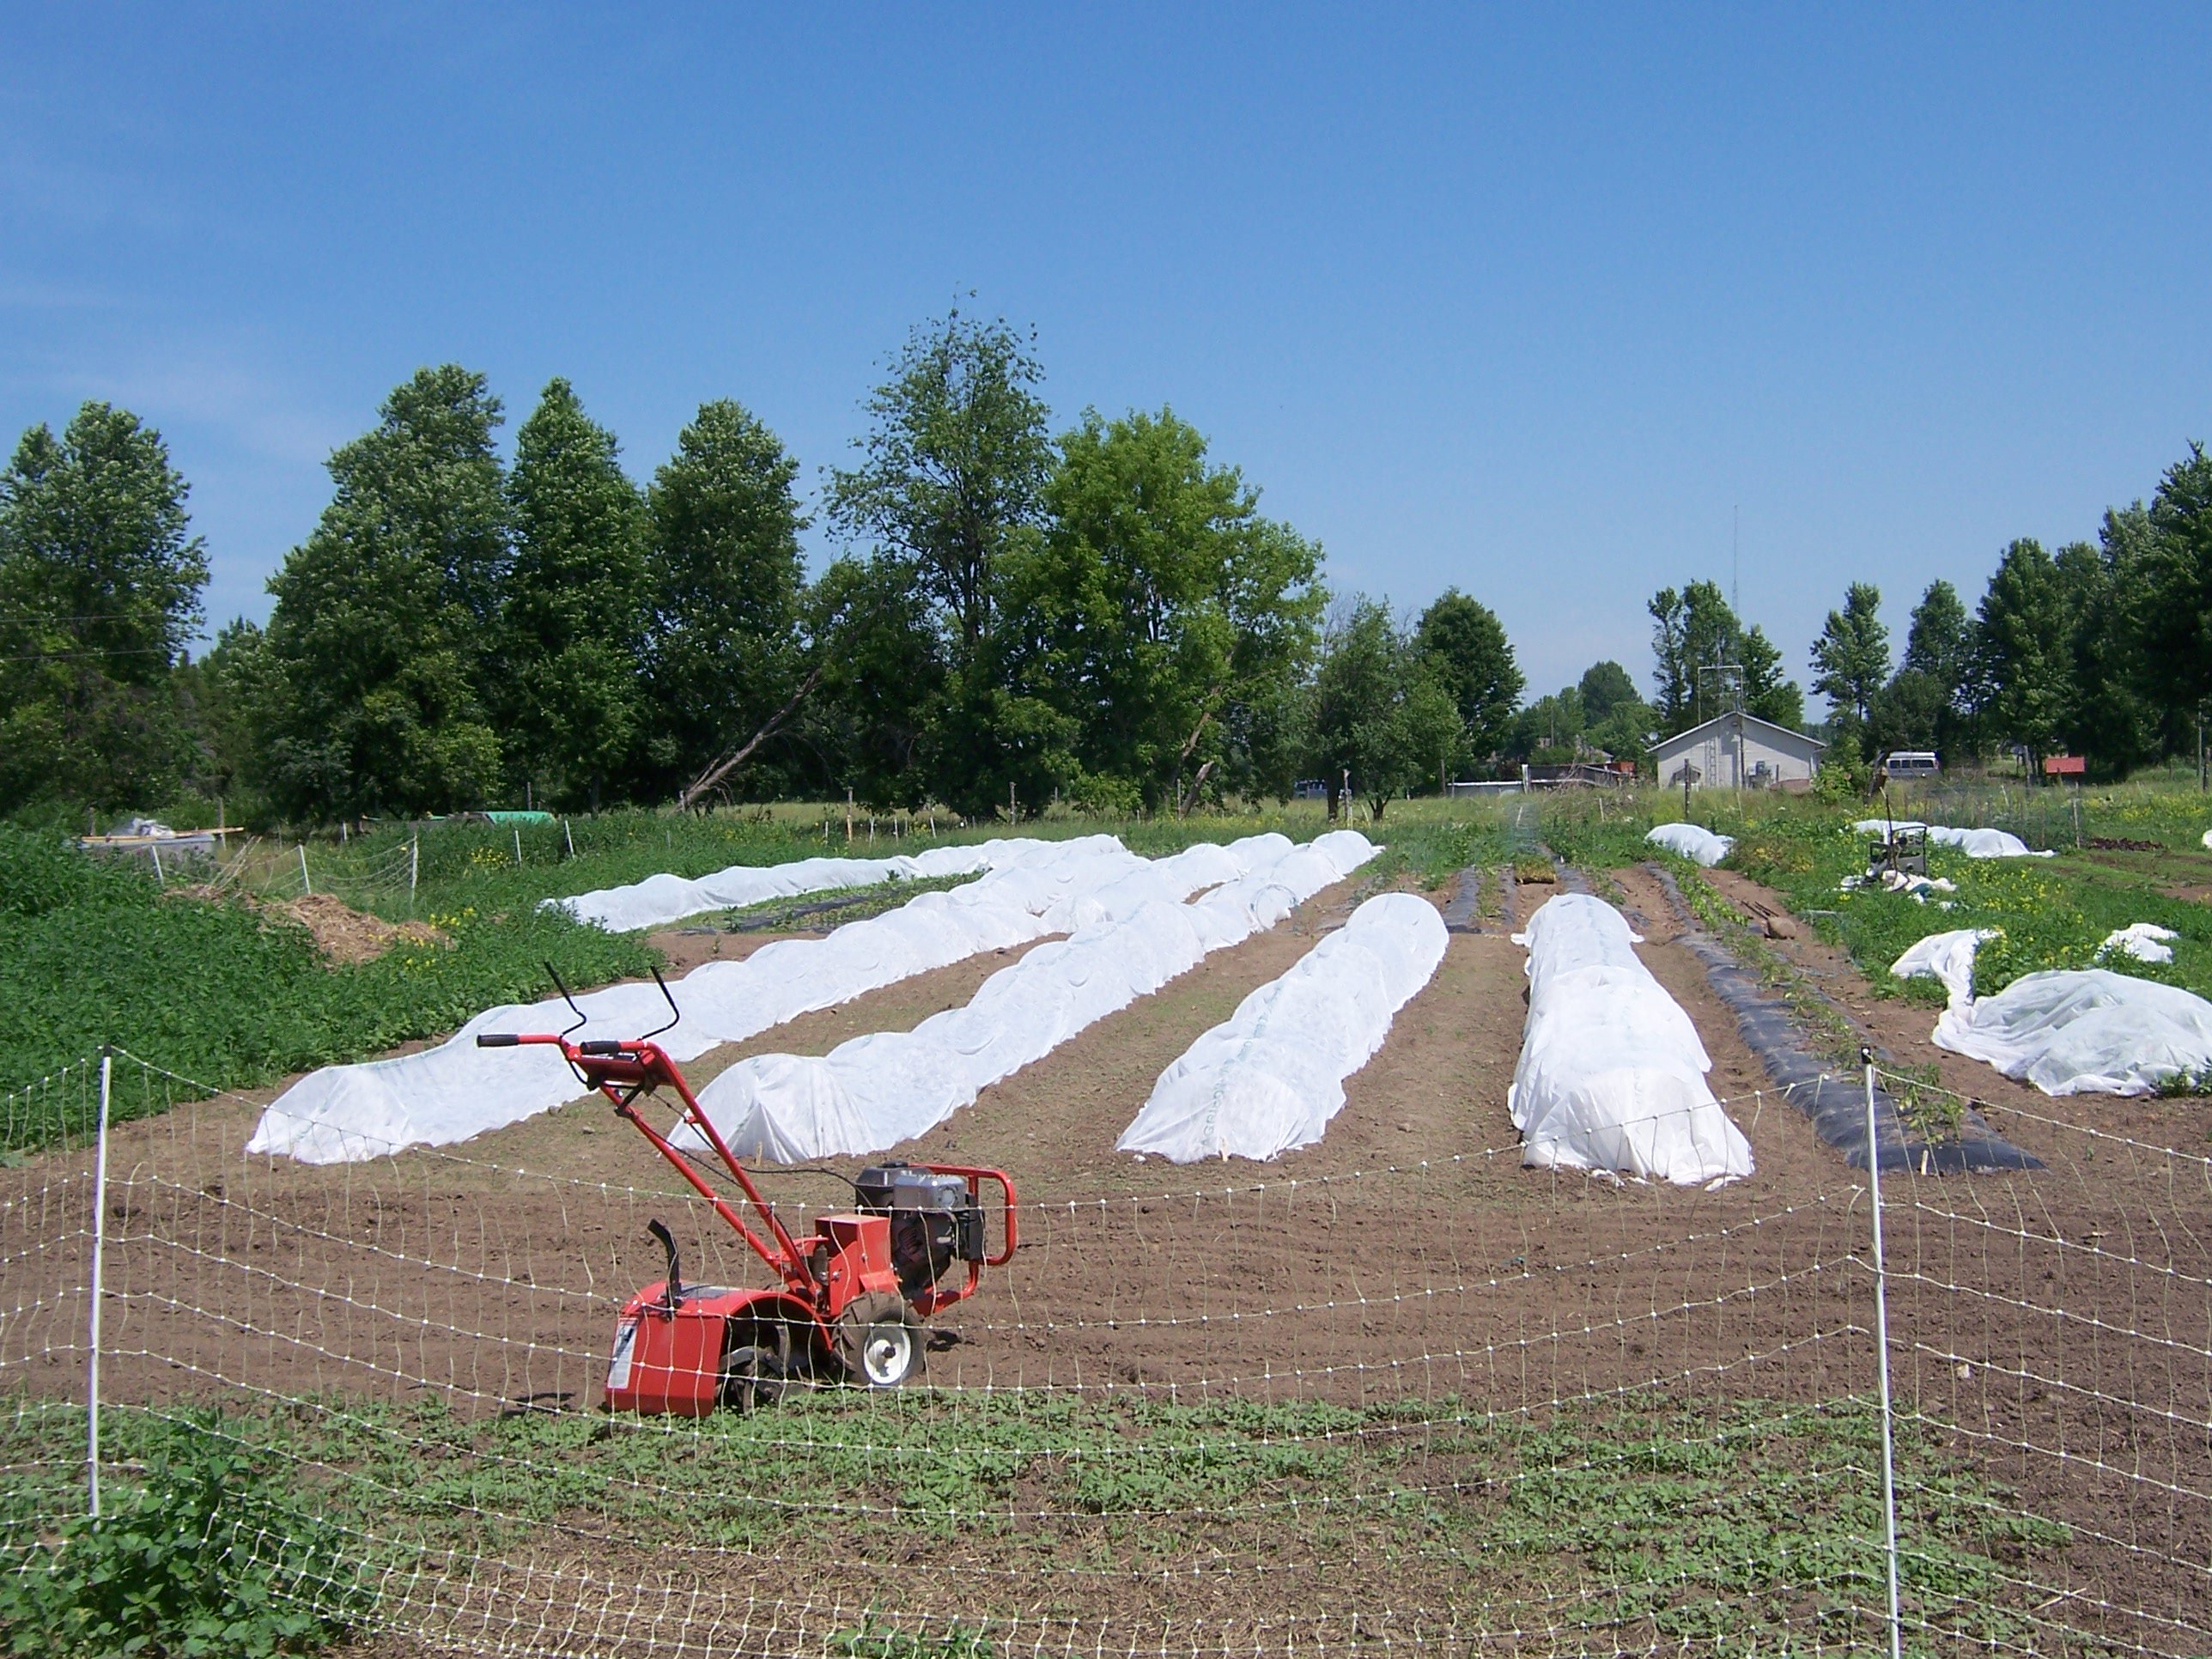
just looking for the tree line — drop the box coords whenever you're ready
[1805,442,2212,779]
[0,311,1526,824]
[7,306,2204,822]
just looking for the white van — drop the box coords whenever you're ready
[1880,750,1941,781]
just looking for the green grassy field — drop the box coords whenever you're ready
[1538,780,2212,1004]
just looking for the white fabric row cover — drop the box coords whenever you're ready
[684,831,1382,1163]
[1115,892,1446,1163]
[1852,820,2052,859]
[248,835,1149,1163]
[548,843,1010,933]
[1645,823,1734,866]
[1892,927,2212,1096]
[1508,893,1753,1186]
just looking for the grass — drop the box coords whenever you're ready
[1534,781,2212,1007]
[0,1388,2073,1651]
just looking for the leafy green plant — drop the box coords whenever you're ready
[831,1615,997,1658]
[0,1419,372,1657]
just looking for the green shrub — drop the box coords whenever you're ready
[0,1419,373,1657]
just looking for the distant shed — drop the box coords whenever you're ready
[1650,713,1826,790]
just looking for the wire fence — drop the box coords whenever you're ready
[2,1048,2206,1656]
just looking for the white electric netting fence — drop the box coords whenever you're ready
[3,1048,2207,1657]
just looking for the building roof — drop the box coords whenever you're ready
[1646,711,1828,755]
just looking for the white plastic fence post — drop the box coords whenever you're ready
[149,843,163,886]
[563,818,575,859]
[409,834,420,915]
[1863,1049,1904,1659]
[514,827,524,867]
[88,1050,112,1519]
[299,843,312,895]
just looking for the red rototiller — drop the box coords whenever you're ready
[478,969,1017,1413]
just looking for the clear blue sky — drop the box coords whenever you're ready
[4,5,2208,703]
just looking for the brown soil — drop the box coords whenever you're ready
[6,872,2205,1653]
[174,886,449,963]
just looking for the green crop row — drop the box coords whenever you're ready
[0,824,653,1146]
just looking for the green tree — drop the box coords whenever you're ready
[1866,668,1948,755]
[2045,534,2147,776]
[501,379,649,809]
[174,618,265,812]
[641,400,809,801]
[1972,538,2071,770]
[1577,660,1638,721]
[1648,580,1803,734]
[1893,578,1975,760]
[1022,408,1323,812]
[1901,579,1970,690]
[253,367,508,821]
[1808,581,1890,757]
[0,403,208,810]
[798,555,947,809]
[2133,442,2212,738]
[1741,625,1803,729]
[1415,588,1522,767]
[824,308,1055,811]
[826,308,1052,650]
[1307,598,1460,820]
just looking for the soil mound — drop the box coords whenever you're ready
[281,893,446,963]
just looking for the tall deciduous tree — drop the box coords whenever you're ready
[1808,581,1890,756]
[253,367,508,821]
[2056,522,2156,777]
[2134,442,2212,728]
[642,400,810,801]
[826,308,1052,653]
[1972,538,2070,769]
[824,307,1056,811]
[499,379,647,809]
[1577,660,1638,721]
[0,404,208,810]
[1307,598,1460,820]
[1023,408,1323,812]
[1648,580,1803,733]
[1415,588,1522,765]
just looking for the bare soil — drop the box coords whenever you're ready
[5,871,2205,1653]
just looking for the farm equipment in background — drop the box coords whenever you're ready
[477,969,1017,1414]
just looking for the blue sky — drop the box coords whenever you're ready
[4,5,2208,702]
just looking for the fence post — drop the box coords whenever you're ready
[299,843,312,896]
[88,1049,112,1519]
[1863,1048,1904,1659]
[409,834,420,916]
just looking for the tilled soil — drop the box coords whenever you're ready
[3,870,2205,1655]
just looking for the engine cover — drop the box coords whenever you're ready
[854,1163,986,1297]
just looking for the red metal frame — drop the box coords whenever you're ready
[477,1029,1018,1409]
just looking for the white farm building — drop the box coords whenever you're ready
[1649,712,1825,790]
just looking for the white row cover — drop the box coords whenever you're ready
[1645,823,1735,866]
[547,844,1009,933]
[1115,892,1446,1163]
[2100,923,2179,965]
[1892,927,2212,1096]
[1852,820,2052,860]
[684,831,1382,1163]
[248,836,1148,1163]
[1508,893,1753,1186]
